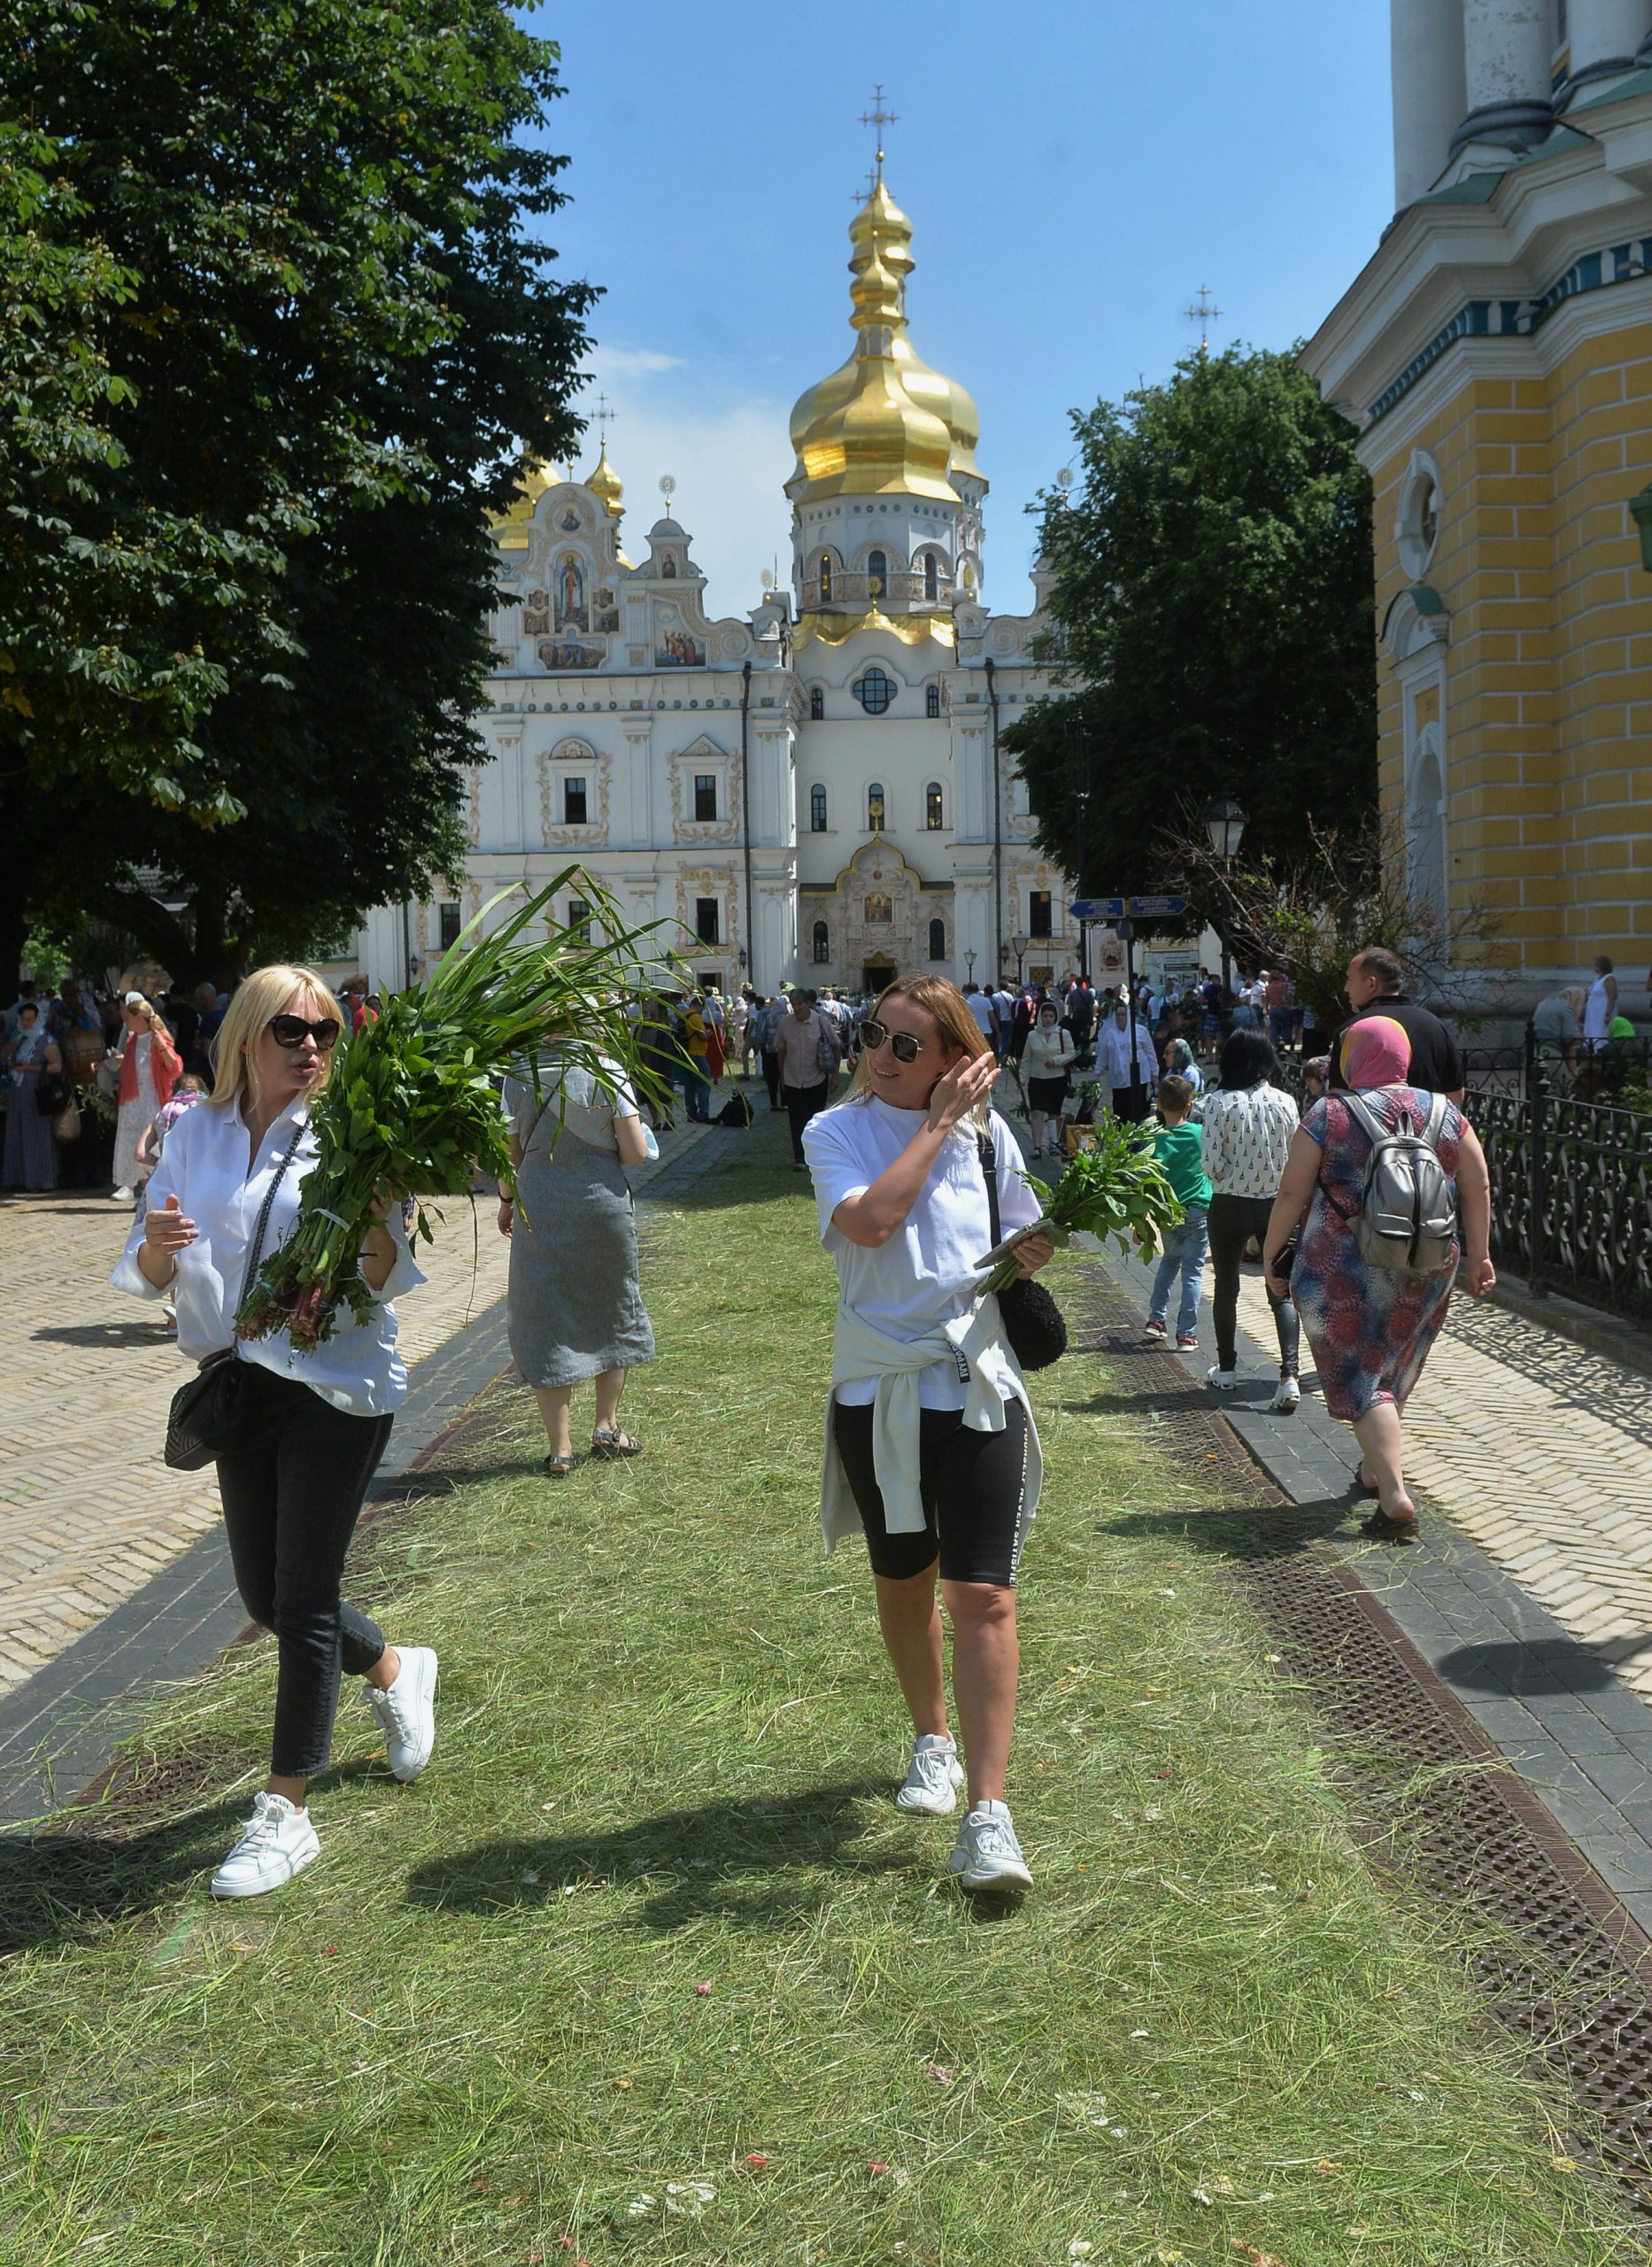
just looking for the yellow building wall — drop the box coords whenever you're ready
[1369,323,1652,973]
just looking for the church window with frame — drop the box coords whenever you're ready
[928,917,946,963]
[925,683,942,718]
[867,781,886,832]
[693,773,718,822]
[1030,890,1053,939]
[810,784,829,832]
[812,919,830,964]
[853,664,896,715]
[562,776,588,825]
[438,901,462,950]
[925,781,945,830]
[867,547,888,598]
[567,896,592,944]
[809,685,824,720]
[818,552,834,602]
[923,552,940,604]
[695,897,721,946]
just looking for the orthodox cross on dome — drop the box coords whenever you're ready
[1185,283,1224,355]
[860,83,897,182]
[594,391,616,445]
[850,165,877,205]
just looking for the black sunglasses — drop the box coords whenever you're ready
[266,1013,342,1051]
[859,1018,927,1064]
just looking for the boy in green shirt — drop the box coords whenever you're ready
[1146,1073,1212,1350]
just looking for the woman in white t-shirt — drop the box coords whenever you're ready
[803,974,1054,1896]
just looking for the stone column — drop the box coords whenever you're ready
[1565,0,1652,94]
[1393,0,1469,207]
[1453,0,1556,155]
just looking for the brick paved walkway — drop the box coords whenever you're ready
[0,1119,715,1698]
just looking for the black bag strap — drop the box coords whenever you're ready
[976,1125,1001,1248]
[236,1116,306,1312]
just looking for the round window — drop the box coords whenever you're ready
[1398,456,1442,578]
[853,664,897,715]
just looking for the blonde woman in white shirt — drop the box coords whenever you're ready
[803,974,1054,1895]
[1020,998,1077,1157]
[1200,1027,1302,1408]
[112,966,436,1900]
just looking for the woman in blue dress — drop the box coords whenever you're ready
[3,1004,63,1190]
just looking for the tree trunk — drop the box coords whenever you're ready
[0,768,32,994]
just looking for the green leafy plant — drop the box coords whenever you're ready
[977,1114,1185,1296]
[236,869,676,1352]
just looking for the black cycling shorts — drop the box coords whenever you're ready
[830,1397,1031,1588]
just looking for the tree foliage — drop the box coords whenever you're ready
[0,0,596,984]
[1005,345,1379,901]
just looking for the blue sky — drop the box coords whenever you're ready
[530,0,1392,617]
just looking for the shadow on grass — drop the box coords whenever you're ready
[405,1780,987,1932]
[1096,1495,1361,1560]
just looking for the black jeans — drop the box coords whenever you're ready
[784,1078,830,1162]
[761,1048,781,1110]
[1207,1192,1300,1376]
[216,1366,394,1778]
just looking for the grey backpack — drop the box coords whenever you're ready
[1337,1090,1458,1273]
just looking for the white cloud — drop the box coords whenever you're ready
[585,344,685,380]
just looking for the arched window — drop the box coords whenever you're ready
[810,784,828,832]
[925,683,942,718]
[925,781,944,831]
[923,553,939,604]
[809,685,824,720]
[818,552,833,602]
[1406,736,1447,927]
[867,781,886,832]
[853,664,896,715]
[867,547,888,598]
[928,917,946,963]
[812,919,830,964]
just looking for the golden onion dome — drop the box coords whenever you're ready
[586,445,623,517]
[787,172,984,503]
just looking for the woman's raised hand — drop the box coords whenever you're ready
[143,1193,197,1253]
[925,1048,1000,1134]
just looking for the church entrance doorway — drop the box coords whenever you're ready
[862,958,896,997]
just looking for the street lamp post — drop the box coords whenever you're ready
[1066,716,1092,984]
[1201,792,1247,998]
[1009,931,1029,983]
[964,948,977,985]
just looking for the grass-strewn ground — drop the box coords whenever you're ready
[0,1108,1633,2264]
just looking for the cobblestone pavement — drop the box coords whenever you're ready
[1221,1265,1652,1695]
[0,1118,715,1698]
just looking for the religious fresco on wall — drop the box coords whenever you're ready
[558,507,582,532]
[521,589,550,637]
[593,585,620,633]
[654,605,705,668]
[864,892,892,925]
[537,638,606,670]
[554,552,588,631]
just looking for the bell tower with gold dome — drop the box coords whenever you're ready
[787,138,985,645]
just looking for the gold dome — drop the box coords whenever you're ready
[787,174,984,503]
[586,445,623,517]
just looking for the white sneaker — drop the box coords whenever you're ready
[211,1791,320,1899]
[946,1800,1033,1893]
[363,1644,438,1782]
[897,1733,966,1815]
[111,1187,134,1203]
[1206,1366,1237,1392]
[1270,1376,1301,1413]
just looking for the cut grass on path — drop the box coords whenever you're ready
[0,1107,1635,2266]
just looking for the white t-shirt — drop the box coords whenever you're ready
[964,992,997,1036]
[803,1097,1043,1410]
[991,988,1015,1026]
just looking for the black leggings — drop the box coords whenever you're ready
[1207,1191,1301,1375]
[761,1048,781,1109]
[784,1079,830,1162]
[832,1397,1031,1587]
[215,1366,394,1778]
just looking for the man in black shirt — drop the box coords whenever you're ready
[1329,946,1464,1100]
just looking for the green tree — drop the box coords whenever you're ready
[0,0,596,985]
[1005,344,1378,904]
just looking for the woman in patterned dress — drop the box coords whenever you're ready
[1261,1017,1495,1544]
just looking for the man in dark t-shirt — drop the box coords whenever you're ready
[1329,947,1464,1100]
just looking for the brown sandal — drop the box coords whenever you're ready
[1359,1507,1419,1544]
[590,1427,641,1460]
[544,1452,575,1479]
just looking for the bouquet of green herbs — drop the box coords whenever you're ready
[977,1111,1185,1296]
[237,870,675,1353]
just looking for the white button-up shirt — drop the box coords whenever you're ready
[1096,1015,1156,1092]
[111,1094,424,1416]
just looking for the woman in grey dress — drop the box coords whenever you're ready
[498,1053,655,1476]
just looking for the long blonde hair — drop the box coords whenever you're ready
[846,972,992,1118]
[207,964,343,1115]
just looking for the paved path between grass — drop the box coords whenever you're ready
[0,1111,737,1821]
[1094,1232,1652,1938]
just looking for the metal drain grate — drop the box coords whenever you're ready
[1067,1265,1652,2214]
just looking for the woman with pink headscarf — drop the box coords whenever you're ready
[1260,1017,1494,1543]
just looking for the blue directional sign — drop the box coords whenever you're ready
[1127,894,1188,919]
[1072,894,1189,924]
[1114,917,1133,942]
[1067,898,1100,922]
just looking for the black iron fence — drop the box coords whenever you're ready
[1466,1079,1652,1324]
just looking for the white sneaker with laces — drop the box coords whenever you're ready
[946,1800,1033,1893]
[1270,1375,1301,1413]
[211,1791,320,1899]
[897,1733,965,1815]
[1206,1366,1237,1392]
[364,1645,438,1783]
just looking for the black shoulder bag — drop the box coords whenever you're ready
[976,1128,1068,1373]
[163,1118,305,1471]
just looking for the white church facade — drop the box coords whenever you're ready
[354,166,1073,998]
